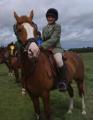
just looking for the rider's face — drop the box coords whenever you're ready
[47,16,56,25]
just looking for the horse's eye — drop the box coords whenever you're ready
[29,49,31,52]
[17,28,21,32]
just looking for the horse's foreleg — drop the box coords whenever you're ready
[31,96,41,120]
[67,84,74,114]
[8,71,14,76]
[5,62,13,76]
[42,91,51,120]
[21,88,26,96]
[5,62,11,74]
[14,69,20,83]
[8,67,13,76]
[21,73,26,96]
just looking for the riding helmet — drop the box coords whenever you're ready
[46,8,58,21]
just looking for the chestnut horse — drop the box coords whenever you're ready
[14,10,86,120]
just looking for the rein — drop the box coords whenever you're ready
[19,38,37,52]
[20,40,39,76]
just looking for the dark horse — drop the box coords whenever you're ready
[7,42,21,83]
[14,10,86,120]
[0,43,21,82]
[0,46,13,75]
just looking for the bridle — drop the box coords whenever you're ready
[14,11,40,58]
[15,21,39,59]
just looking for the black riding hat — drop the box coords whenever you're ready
[46,8,58,21]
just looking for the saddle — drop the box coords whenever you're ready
[40,48,67,86]
[43,49,58,78]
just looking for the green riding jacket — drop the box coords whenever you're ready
[41,23,63,53]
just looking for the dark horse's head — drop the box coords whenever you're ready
[14,10,39,59]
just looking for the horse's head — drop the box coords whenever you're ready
[14,10,38,45]
[7,43,17,57]
[14,10,40,58]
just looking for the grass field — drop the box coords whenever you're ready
[0,52,93,120]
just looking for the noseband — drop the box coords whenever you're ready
[21,38,37,53]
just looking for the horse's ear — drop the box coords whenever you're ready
[14,11,20,22]
[30,10,34,19]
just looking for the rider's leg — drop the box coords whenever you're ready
[54,53,68,91]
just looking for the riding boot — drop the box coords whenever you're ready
[58,64,68,91]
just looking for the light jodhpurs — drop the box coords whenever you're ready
[53,53,64,67]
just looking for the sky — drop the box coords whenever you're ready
[0,0,93,49]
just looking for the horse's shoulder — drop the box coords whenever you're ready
[40,48,57,68]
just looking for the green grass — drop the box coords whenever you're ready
[0,52,93,120]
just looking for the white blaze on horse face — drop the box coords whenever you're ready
[10,45,15,55]
[22,23,34,40]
